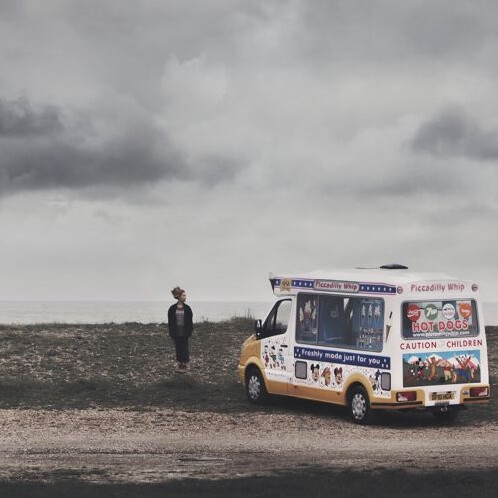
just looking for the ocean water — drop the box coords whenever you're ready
[0,300,274,325]
[0,300,497,326]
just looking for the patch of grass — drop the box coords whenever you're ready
[0,319,254,412]
[0,375,42,391]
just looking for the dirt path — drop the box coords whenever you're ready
[1,408,497,484]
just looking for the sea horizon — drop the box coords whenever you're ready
[0,300,275,325]
[1,299,498,326]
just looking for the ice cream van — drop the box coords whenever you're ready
[237,265,490,424]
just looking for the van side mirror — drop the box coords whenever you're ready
[254,319,263,338]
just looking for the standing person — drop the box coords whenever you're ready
[168,286,193,371]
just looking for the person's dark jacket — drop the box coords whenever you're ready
[168,303,194,338]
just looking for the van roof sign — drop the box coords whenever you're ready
[269,268,475,297]
[273,277,397,295]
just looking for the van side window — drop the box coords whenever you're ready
[263,299,292,338]
[296,293,384,352]
[319,296,345,343]
[350,298,384,351]
[296,294,319,343]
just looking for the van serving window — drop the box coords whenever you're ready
[296,293,384,352]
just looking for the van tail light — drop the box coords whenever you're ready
[469,386,489,397]
[396,391,417,402]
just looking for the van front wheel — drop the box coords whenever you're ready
[245,368,268,404]
[348,385,373,424]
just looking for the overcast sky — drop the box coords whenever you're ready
[0,0,497,303]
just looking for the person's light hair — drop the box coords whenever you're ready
[171,286,185,299]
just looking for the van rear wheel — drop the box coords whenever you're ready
[245,368,268,404]
[348,385,373,424]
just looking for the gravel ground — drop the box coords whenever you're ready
[0,407,497,484]
[0,321,496,496]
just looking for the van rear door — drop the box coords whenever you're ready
[401,299,484,388]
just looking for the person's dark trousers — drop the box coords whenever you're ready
[173,336,190,363]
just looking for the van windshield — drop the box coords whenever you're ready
[402,300,478,340]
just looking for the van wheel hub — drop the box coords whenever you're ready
[351,393,367,419]
[248,375,261,400]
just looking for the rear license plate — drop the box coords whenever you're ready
[430,392,455,401]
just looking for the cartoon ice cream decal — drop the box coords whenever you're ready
[333,367,343,385]
[454,354,475,382]
[263,345,270,367]
[321,366,331,386]
[310,364,320,382]
[427,355,439,381]
[369,370,381,391]
[270,346,277,368]
[278,347,285,369]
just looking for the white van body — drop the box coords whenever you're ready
[238,267,490,423]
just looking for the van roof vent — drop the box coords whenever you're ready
[380,264,408,270]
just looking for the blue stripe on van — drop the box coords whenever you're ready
[359,283,396,294]
[294,346,391,370]
[274,278,396,294]
[274,279,314,288]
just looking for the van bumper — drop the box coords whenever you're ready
[371,384,490,410]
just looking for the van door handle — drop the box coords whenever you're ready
[280,344,288,348]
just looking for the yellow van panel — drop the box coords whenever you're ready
[288,383,347,405]
[237,337,261,383]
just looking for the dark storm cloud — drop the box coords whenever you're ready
[411,107,498,162]
[0,97,186,195]
[0,95,247,197]
[0,98,63,137]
